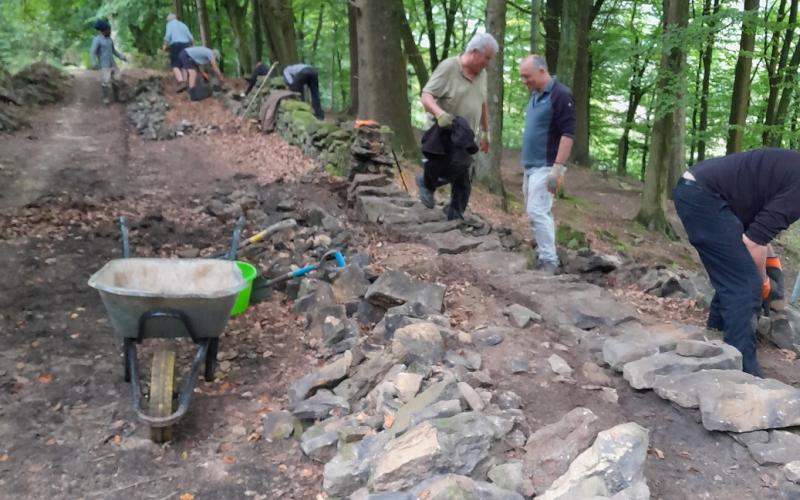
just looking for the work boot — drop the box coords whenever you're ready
[416,175,435,209]
[536,260,558,275]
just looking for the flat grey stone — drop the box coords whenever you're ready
[291,389,350,420]
[675,338,724,357]
[496,390,522,410]
[510,359,530,373]
[580,361,612,386]
[504,303,541,328]
[472,326,513,347]
[746,430,800,465]
[288,351,352,406]
[323,432,392,497]
[262,410,296,441]
[301,418,344,462]
[458,382,485,411]
[334,348,398,402]
[622,339,742,389]
[785,461,800,484]
[538,422,650,500]
[365,271,445,312]
[654,369,800,432]
[488,461,534,497]
[408,399,463,428]
[391,373,460,436]
[423,229,484,254]
[548,354,573,376]
[603,322,710,371]
[332,265,371,304]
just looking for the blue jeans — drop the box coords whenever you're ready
[673,178,762,376]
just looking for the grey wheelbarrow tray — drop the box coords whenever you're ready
[89,257,246,429]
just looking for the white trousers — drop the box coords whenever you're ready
[523,166,558,265]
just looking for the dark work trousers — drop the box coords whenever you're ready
[288,67,323,119]
[673,178,763,376]
[422,158,473,220]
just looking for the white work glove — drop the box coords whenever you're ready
[547,163,566,194]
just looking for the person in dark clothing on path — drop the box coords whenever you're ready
[245,61,270,95]
[673,148,800,377]
[89,20,127,104]
[417,32,497,220]
[283,64,324,119]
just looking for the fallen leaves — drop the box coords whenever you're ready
[222,455,236,465]
[37,373,53,384]
[648,447,665,459]
[0,454,9,462]
[179,494,194,500]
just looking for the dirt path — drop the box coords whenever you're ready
[0,71,324,499]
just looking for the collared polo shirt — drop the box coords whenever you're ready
[521,77,575,169]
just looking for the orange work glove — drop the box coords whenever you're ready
[761,279,771,300]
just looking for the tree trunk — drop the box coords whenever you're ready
[769,39,800,146]
[312,2,325,58]
[697,0,721,162]
[222,0,253,75]
[213,0,225,72]
[616,54,648,176]
[726,0,759,154]
[260,0,299,70]
[481,0,508,208]
[763,0,794,144]
[251,0,263,65]
[355,0,418,158]
[557,0,577,88]
[531,0,541,53]
[173,0,183,18]
[422,0,439,69]
[571,0,592,166]
[544,0,561,70]
[399,5,430,89]
[441,0,459,61]
[636,0,688,234]
[195,0,212,48]
[347,1,359,114]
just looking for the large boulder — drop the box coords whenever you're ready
[622,340,742,390]
[538,422,650,500]
[523,407,600,495]
[653,369,800,432]
[365,271,446,312]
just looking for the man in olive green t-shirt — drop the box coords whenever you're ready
[417,32,496,219]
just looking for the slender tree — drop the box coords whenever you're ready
[195,0,212,48]
[616,1,648,176]
[399,6,430,89]
[544,0,561,70]
[354,0,418,157]
[347,1,359,114]
[531,0,541,53]
[636,0,688,234]
[251,0,262,64]
[557,0,578,88]
[696,0,721,162]
[481,0,508,208]
[726,0,759,153]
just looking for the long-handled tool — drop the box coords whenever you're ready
[239,62,279,120]
[211,218,297,259]
[253,249,346,291]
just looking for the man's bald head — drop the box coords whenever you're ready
[519,54,550,92]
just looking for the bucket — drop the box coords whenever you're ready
[230,261,257,316]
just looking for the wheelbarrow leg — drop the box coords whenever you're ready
[205,337,219,382]
[123,338,134,383]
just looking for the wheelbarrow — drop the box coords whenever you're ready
[88,217,248,442]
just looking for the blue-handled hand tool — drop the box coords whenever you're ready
[254,249,346,290]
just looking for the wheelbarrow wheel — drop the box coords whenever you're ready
[204,338,218,382]
[149,349,176,443]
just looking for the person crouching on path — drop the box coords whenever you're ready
[179,46,224,90]
[518,55,575,274]
[673,148,800,377]
[89,20,127,104]
[162,13,194,92]
[416,32,496,220]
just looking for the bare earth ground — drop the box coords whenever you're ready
[0,70,798,499]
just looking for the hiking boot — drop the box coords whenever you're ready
[416,175,435,209]
[536,260,559,274]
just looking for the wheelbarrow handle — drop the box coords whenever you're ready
[226,216,246,261]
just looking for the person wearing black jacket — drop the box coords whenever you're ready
[674,148,800,377]
[420,116,479,220]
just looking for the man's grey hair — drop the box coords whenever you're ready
[466,33,499,55]
[212,49,221,62]
[167,13,177,22]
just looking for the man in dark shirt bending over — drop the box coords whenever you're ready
[674,148,800,376]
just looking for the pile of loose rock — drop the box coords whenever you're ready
[125,76,171,140]
[0,62,69,132]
